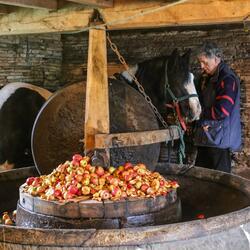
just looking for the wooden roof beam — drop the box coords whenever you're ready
[0,0,249,35]
[101,0,250,29]
[66,0,113,8]
[0,4,10,14]
[0,0,57,10]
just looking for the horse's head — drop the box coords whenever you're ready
[120,49,201,124]
[166,49,201,122]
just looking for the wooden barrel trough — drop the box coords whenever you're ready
[17,185,180,229]
[0,165,250,249]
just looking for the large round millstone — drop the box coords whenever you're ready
[17,185,180,229]
[32,80,160,175]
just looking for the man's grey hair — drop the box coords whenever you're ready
[196,41,223,59]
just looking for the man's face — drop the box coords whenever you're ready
[198,55,220,75]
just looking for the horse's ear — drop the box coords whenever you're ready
[168,48,180,69]
[182,49,192,65]
[170,48,179,58]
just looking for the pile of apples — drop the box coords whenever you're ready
[23,154,179,201]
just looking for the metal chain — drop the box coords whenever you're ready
[106,33,169,129]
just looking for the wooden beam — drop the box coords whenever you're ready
[67,0,113,8]
[0,0,249,35]
[95,127,180,149]
[0,4,10,14]
[101,0,250,30]
[0,8,93,35]
[0,0,57,10]
[84,27,110,155]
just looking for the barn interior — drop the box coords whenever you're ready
[0,0,250,249]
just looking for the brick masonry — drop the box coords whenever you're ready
[0,34,62,90]
[0,24,249,175]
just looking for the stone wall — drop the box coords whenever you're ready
[0,34,62,91]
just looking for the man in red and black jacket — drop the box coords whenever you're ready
[194,42,241,173]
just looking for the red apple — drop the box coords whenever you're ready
[110,177,119,186]
[72,160,80,167]
[72,154,83,162]
[36,186,45,194]
[75,174,83,182]
[95,166,105,177]
[111,186,121,198]
[141,184,149,192]
[124,174,132,182]
[26,177,35,186]
[54,189,62,197]
[68,185,78,195]
[160,180,165,186]
[90,188,97,194]
[90,177,99,185]
[124,162,133,170]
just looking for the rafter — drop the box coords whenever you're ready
[0,0,249,35]
[66,0,113,8]
[0,0,57,10]
[0,4,10,14]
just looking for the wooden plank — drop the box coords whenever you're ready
[0,4,10,14]
[84,27,109,153]
[0,6,93,35]
[101,0,250,30]
[0,0,57,10]
[0,0,249,35]
[67,0,113,8]
[95,127,180,149]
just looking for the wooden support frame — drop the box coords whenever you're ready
[95,127,180,149]
[0,0,57,10]
[84,26,110,156]
[67,0,113,8]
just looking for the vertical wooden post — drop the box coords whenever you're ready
[84,27,110,161]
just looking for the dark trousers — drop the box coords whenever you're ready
[195,146,231,173]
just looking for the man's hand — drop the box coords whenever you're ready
[202,125,210,132]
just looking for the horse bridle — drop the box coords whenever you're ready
[165,69,198,131]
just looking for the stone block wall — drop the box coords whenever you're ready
[0,34,62,91]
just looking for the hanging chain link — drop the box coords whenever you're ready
[106,33,169,129]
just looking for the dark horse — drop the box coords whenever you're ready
[119,49,201,124]
[0,83,51,171]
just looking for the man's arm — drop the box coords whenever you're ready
[204,76,237,120]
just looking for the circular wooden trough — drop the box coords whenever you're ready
[0,166,250,249]
[17,185,180,229]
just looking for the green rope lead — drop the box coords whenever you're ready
[169,125,185,165]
